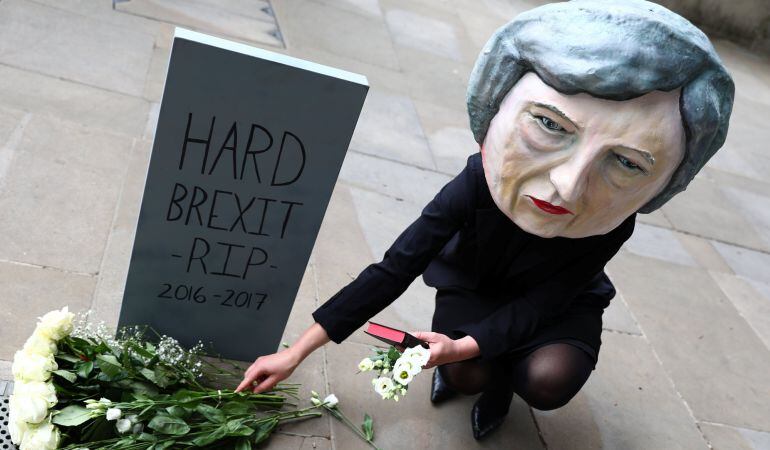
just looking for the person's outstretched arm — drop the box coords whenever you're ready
[236,153,480,393]
[235,322,330,393]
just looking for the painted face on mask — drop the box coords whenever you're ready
[480,72,687,238]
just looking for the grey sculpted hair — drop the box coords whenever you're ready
[467,0,734,213]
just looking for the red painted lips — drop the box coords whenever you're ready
[525,195,574,215]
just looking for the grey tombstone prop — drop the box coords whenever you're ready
[118,28,368,361]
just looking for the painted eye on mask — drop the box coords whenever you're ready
[534,115,566,132]
[613,153,648,175]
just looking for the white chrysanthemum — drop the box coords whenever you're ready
[12,351,57,382]
[22,334,57,357]
[106,408,122,421]
[357,358,375,371]
[19,421,60,450]
[35,307,75,341]
[116,418,132,434]
[373,377,394,398]
[323,394,339,408]
[8,409,29,445]
[14,381,57,408]
[10,393,49,424]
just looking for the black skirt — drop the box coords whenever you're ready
[431,287,603,370]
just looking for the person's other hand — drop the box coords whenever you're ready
[235,349,301,394]
[410,331,462,369]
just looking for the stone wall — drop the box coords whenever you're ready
[655,0,770,53]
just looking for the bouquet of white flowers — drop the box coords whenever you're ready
[8,307,382,449]
[357,345,431,401]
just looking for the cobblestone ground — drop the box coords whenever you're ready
[1,1,769,449]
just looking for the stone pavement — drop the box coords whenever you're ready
[0,0,769,449]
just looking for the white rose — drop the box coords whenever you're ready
[106,408,122,421]
[373,377,394,398]
[22,334,57,357]
[35,307,75,341]
[10,393,49,424]
[323,394,339,408]
[357,358,374,372]
[12,351,57,382]
[115,418,132,434]
[14,381,57,407]
[19,422,60,450]
[8,409,30,444]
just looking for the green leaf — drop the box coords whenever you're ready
[56,353,81,364]
[221,401,251,416]
[96,354,123,379]
[253,419,278,444]
[191,426,226,446]
[165,405,190,419]
[362,413,374,440]
[224,419,254,437]
[51,405,93,427]
[149,442,176,450]
[235,438,253,450]
[52,369,77,383]
[148,414,190,436]
[196,404,225,424]
[75,360,94,378]
[140,367,158,384]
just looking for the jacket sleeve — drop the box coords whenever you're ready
[311,155,478,344]
[452,220,634,362]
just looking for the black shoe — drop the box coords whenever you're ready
[470,383,515,440]
[430,368,457,404]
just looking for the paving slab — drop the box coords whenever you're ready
[699,422,770,450]
[711,241,770,285]
[339,151,451,208]
[385,9,462,61]
[0,0,155,97]
[325,340,545,449]
[393,44,472,111]
[600,292,642,336]
[115,0,283,49]
[413,99,479,175]
[311,0,383,19]
[0,114,133,274]
[0,65,150,137]
[621,223,698,267]
[274,0,399,70]
[348,89,436,170]
[533,332,708,450]
[718,186,770,250]
[91,140,149,328]
[0,261,95,360]
[634,208,672,228]
[287,44,410,95]
[675,233,733,274]
[710,272,770,351]
[607,251,770,430]
[660,176,769,252]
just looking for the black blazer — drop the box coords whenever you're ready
[312,153,636,361]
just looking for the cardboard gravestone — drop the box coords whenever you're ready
[118,28,368,361]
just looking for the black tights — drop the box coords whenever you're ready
[438,342,594,411]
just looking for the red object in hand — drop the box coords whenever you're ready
[364,321,429,350]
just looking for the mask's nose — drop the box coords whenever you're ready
[549,150,593,205]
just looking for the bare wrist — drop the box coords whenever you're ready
[453,335,481,361]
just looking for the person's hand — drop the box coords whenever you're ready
[235,349,301,394]
[409,331,463,369]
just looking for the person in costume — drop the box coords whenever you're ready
[237,0,734,440]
